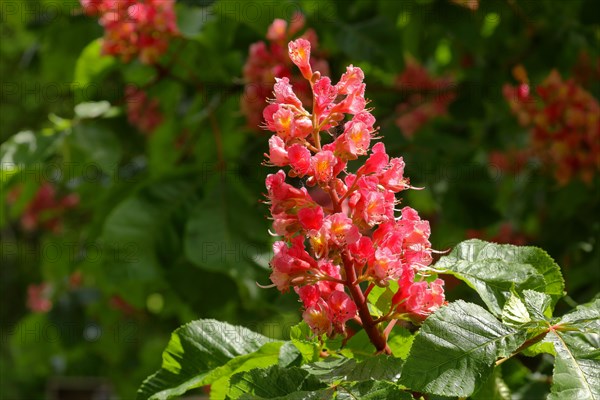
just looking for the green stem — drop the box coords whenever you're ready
[495,327,551,366]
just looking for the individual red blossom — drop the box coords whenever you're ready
[273,77,304,110]
[270,236,318,291]
[336,65,365,95]
[288,144,312,176]
[298,207,324,231]
[369,247,403,281]
[334,116,373,159]
[267,135,289,166]
[313,77,338,118]
[288,39,313,80]
[303,301,333,336]
[359,142,389,175]
[331,83,367,115]
[348,236,375,264]
[242,15,329,130]
[325,213,361,247]
[262,40,442,341]
[80,0,179,64]
[503,69,600,185]
[311,151,337,183]
[377,160,407,193]
[265,170,312,209]
[393,270,445,322]
[327,290,358,329]
[395,58,456,137]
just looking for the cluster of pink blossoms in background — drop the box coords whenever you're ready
[395,58,456,137]
[80,0,179,64]
[503,69,600,185]
[125,85,163,134]
[263,39,445,337]
[7,183,79,233]
[450,0,479,10]
[242,14,329,130]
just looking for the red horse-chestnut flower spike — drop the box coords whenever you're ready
[261,39,446,353]
[503,68,599,185]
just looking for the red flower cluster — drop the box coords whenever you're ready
[450,0,479,10]
[8,183,79,233]
[125,85,163,134]
[395,58,456,137]
[27,283,53,313]
[503,70,600,185]
[263,39,445,337]
[242,14,329,130]
[80,0,179,64]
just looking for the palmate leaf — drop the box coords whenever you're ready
[137,319,277,400]
[548,299,600,400]
[399,300,525,397]
[436,239,565,316]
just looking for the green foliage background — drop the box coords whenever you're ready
[1,0,598,398]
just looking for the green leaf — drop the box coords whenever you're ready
[184,176,268,300]
[289,322,320,363]
[73,39,116,102]
[341,329,376,359]
[137,319,275,400]
[387,326,415,360]
[399,300,525,397]
[69,123,122,174]
[208,341,283,399]
[436,239,565,316]
[302,355,404,383]
[369,281,398,317]
[472,368,512,400]
[100,178,199,306]
[522,289,553,321]
[548,331,600,400]
[559,299,600,331]
[548,299,600,400]
[0,130,65,181]
[227,365,326,399]
[278,342,302,368]
[501,290,554,356]
[502,291,531,327]
[335,381,413,399]
[176,3,207,38]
